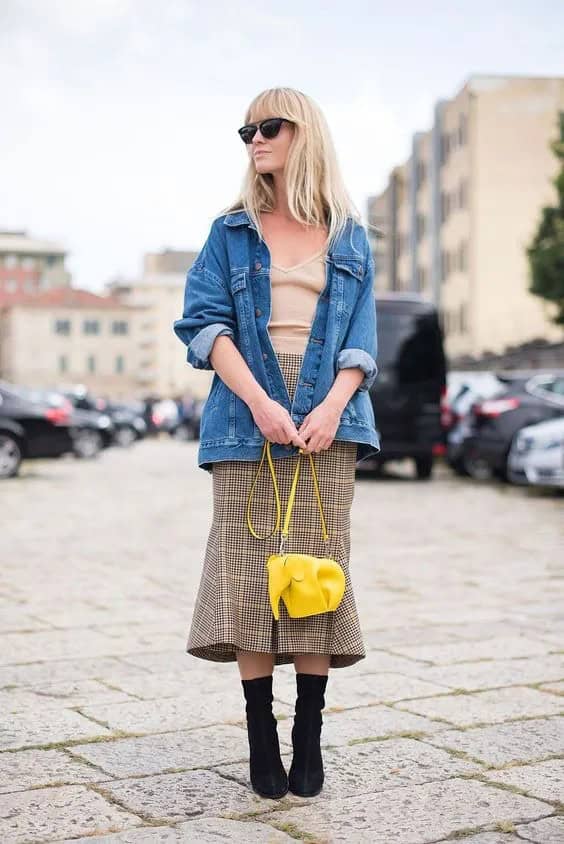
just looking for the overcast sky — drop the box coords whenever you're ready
[1,0,563,292]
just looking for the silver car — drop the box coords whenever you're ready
[507,416,564,488]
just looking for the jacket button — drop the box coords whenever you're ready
[255,261,262,270]
[255,308,262,317]
[262,352,268,360]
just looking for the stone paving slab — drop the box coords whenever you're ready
[426,717,564,767]
[516,815,564,843]
[0,656,145,689]
[389,636,554,665]
[0,784,142,843]
[0,747,110,793]
[97,769,271,823]
[396,687,564,727]
[485,759,564,804]
[69,725,256,778]
[66,818,296,842]
[1,708,114,751]
[540,680,564,696]
[260,777,552,843]
[404,654,564,692]
[78,695,292,734]
[316,671,448,709]
[0,679,135,713]
[316,704,443,745]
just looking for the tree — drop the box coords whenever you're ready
[527,110,564,326]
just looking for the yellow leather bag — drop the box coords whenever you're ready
[246,440,346,620]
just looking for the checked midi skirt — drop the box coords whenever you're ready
[186,350,366,669]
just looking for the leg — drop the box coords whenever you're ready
[236,649,275,680]
[293,653,330,675]
[288,655,330,797]
[237,650,288,799]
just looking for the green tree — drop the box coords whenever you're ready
[527,110,564,326]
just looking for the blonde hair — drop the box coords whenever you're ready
[218,87,365,249]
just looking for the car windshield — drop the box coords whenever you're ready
[377,308,445,382]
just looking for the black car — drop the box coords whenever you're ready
[368,294,448,479]
[460,371,564,481]
[0,382,74,478]
[58,387,144,448]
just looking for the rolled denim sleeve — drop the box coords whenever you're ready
[172,221,236,370]
[336,249,378,392]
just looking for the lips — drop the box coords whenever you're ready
[254,151,269,157]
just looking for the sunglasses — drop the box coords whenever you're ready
[237,117,293,144]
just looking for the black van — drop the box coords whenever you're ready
[367,293,448,479]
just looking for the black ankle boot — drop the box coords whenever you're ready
[288,672,328,797]
[241,674,288,799]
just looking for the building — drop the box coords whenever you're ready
[0,287,148,398]
[0,230,71,297]
[368,74,564,361]
[106,248,200,399]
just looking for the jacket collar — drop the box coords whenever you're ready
[223,208,359,264]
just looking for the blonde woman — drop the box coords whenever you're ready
[173,87,380,800]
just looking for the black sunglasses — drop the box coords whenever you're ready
[237,117,293,144]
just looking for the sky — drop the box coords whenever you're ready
[1,0,563,293]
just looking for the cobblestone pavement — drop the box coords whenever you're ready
[1,438,563,844]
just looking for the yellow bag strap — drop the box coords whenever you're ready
[246,440,329,553]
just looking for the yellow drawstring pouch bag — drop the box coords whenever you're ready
[246,440,346,620]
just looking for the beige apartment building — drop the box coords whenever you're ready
[0,287,147,397]
[0,230,71,296]
[368,74,564,361]
[106,248,201,399]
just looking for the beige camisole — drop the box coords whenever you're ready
[267,247,327,355]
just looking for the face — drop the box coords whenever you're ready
[245,115,295,176]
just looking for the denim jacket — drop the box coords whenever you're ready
[173,209,381,472]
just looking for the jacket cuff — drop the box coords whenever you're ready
[336,348,378,391]
[187,323,235,370]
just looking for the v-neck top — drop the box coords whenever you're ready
[267,248,327,355]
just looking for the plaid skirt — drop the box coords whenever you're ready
[187,350,366,669]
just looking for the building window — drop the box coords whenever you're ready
[458,241,467,272]
[55,319,71,335]
[416,160,426,190]
[87,354,96,373]
[460,302,467,333]
[458,180,467,209]
[5,254,18,269]
[83,319,100,335]
[21,257,36,270]
[458,113,467,146]
[59,355,68,373]
[416,213,426,242]
[116,355,124,374]
[6,279,18,292]
[45,255,58,267]
[111,320,128,335]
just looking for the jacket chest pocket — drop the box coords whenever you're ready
[332,258,363,317]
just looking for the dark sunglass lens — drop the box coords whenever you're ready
[238,125,257,144]
[260,118,283,139]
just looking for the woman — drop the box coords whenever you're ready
[173,87,380,801]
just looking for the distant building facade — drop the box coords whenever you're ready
[0,230,71,298]
[368,75,564,362]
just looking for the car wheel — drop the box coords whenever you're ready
[415,455,433,480]
[73,429,103,459]
[463,452,493,481]
[0,433,23,478]
[115,426,136,447]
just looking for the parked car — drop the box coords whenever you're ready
[367,293,448,479]
[11,384,114,459]
[507,416,564,488]
[169,396,205,441]
[446,373,508,476]
[0,382,74,477]
[460,372,564,481]
[58,386,144,448]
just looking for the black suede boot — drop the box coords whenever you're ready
[288,672,328,797]
[241,674,289,799]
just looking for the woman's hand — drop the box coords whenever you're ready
[298,398,342,454]
[250,395,308,449]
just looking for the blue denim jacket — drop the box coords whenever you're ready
[173,209,380,472]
